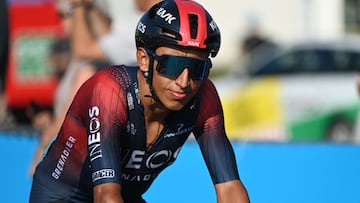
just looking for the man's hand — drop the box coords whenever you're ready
[215,180,250,203]
[94,183,124,203]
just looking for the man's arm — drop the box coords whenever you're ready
[80,69,129,203]
[215,180,250,203]
[70,0,110,61]
[94,183,124,203]
[194,80,250,202]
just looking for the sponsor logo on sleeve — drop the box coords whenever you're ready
[88,106,102,162]
[52,136,77,179]
[92,169,115,182]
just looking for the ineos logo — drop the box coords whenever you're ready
[146,150,172,169]
[126,148,181,169]
[89,117,100,133]
[137,22,146,33]
[88,106,102,161]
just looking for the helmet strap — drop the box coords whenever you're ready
[143,56,161,103]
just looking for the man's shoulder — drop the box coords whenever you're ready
[95,65,133,78]
[89,65,139,92]
[198,79,219,97]
[197,79,222,111]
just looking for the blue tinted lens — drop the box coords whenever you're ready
[146,49,211,80]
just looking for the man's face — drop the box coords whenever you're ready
[150,47,210,111]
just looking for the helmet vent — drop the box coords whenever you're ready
[162,28,181,41]
[188,14,198,39]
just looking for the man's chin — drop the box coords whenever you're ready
[164,101,187,111]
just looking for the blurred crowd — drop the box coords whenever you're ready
[0,0,277,130]
[0,0,162,176]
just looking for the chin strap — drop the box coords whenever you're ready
[143,56,161,102]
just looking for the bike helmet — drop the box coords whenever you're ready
[135,0,221,57]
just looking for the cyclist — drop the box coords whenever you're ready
[30,0,250,202]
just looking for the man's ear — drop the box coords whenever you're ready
[137,47,149,72]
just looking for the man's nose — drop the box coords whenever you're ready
[175,67,190,88]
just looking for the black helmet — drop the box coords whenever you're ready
[135,0,221,57]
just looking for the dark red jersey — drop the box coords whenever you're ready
[30,66,239,203]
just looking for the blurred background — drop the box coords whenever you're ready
[1,0,360,202]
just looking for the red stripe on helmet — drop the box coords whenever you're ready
[175,0,207,49]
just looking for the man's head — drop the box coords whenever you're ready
[56,0,74,36]
[135,0,221,110]
[50,37,71,78]
[135,0,221,57]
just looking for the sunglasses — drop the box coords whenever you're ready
[145,49,212,81]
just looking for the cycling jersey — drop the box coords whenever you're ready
[30,65,240,203]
